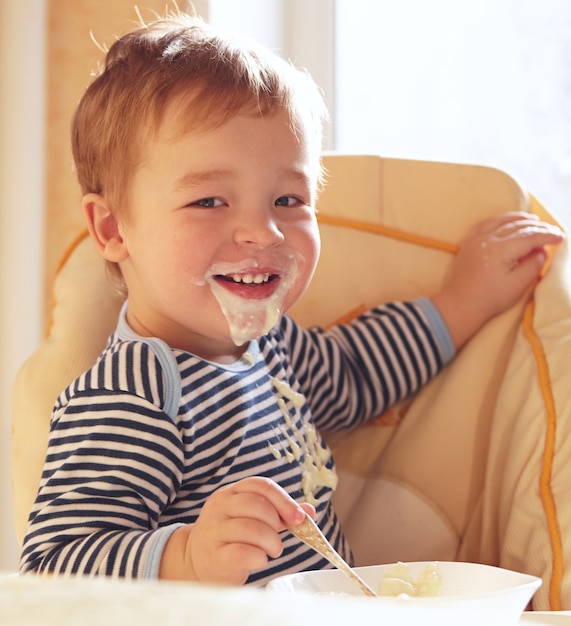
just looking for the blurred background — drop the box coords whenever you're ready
[1,0,570,572]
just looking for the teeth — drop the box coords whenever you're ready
[230,273,270,284]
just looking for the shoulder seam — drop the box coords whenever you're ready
[140,337,181,421]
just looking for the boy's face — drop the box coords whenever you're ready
[113,105,321,361]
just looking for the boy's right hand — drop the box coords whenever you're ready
[159,476,313,585]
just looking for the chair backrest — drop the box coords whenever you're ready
[12,153,571,610]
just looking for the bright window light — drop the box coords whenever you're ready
[334,0,571,225]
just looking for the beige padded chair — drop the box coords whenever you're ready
[12,153,571,610]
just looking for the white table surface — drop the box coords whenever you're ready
[2,572,570,626]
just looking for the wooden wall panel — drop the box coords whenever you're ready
[44,0,199,322]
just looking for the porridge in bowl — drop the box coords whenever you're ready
[378,561,442,597]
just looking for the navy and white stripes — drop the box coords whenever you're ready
[20,297,452,585]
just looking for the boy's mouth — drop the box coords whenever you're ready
[217,272,275,285]
[212,270,281,300]
[204,251,298,345]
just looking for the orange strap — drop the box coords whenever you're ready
[317,213,459,254]
[522,298,563,610]
[318,212,562,610]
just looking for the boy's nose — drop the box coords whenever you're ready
[232,211,285,248]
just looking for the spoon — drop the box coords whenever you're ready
[286,514,378,597]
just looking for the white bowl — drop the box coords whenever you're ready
[267,561,542,626]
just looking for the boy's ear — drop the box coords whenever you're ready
[82,193,129,262]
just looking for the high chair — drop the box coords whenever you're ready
[12,153,571,611]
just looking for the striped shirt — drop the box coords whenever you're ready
[20,297,453,585]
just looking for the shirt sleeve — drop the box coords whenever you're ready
[414,296,455,365]
[19,388,185,579]
[283,297,455,432]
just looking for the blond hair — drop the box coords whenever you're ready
[71,12,328,212]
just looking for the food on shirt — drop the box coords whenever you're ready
[270,376,338,505]
[378,562,442,597]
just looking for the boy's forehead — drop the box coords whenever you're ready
[151,96,318,152]
[132,92,322,184]
[132,104,321,194]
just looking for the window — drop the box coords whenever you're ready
[205,0,335,147]
[334,0,571,225]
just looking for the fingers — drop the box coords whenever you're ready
[216,514,284,559]
[462,212,563,276]
[300,502,316,520]
[188,477,306,585]
[490,220,563,248]
[467,211,564,245]
[230,476,307,527]
[465,211,533,238]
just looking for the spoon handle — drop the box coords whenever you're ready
[286,515,377,597]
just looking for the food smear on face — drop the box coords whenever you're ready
[378,562,442,597]
[205,250,298,346]
[270,376,338,506]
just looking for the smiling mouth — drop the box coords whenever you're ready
[216,272,278,286]
[205,252,298,345]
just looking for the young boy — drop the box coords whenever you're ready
[20,12,563,587]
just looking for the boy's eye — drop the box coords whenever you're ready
[275,196,301,207]
[193,197,224,208]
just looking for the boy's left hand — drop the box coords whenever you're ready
[431,211,565,349]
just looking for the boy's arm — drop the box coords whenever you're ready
[19,393,184,578]
[429,212,564,350]
[287,298,451,434]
